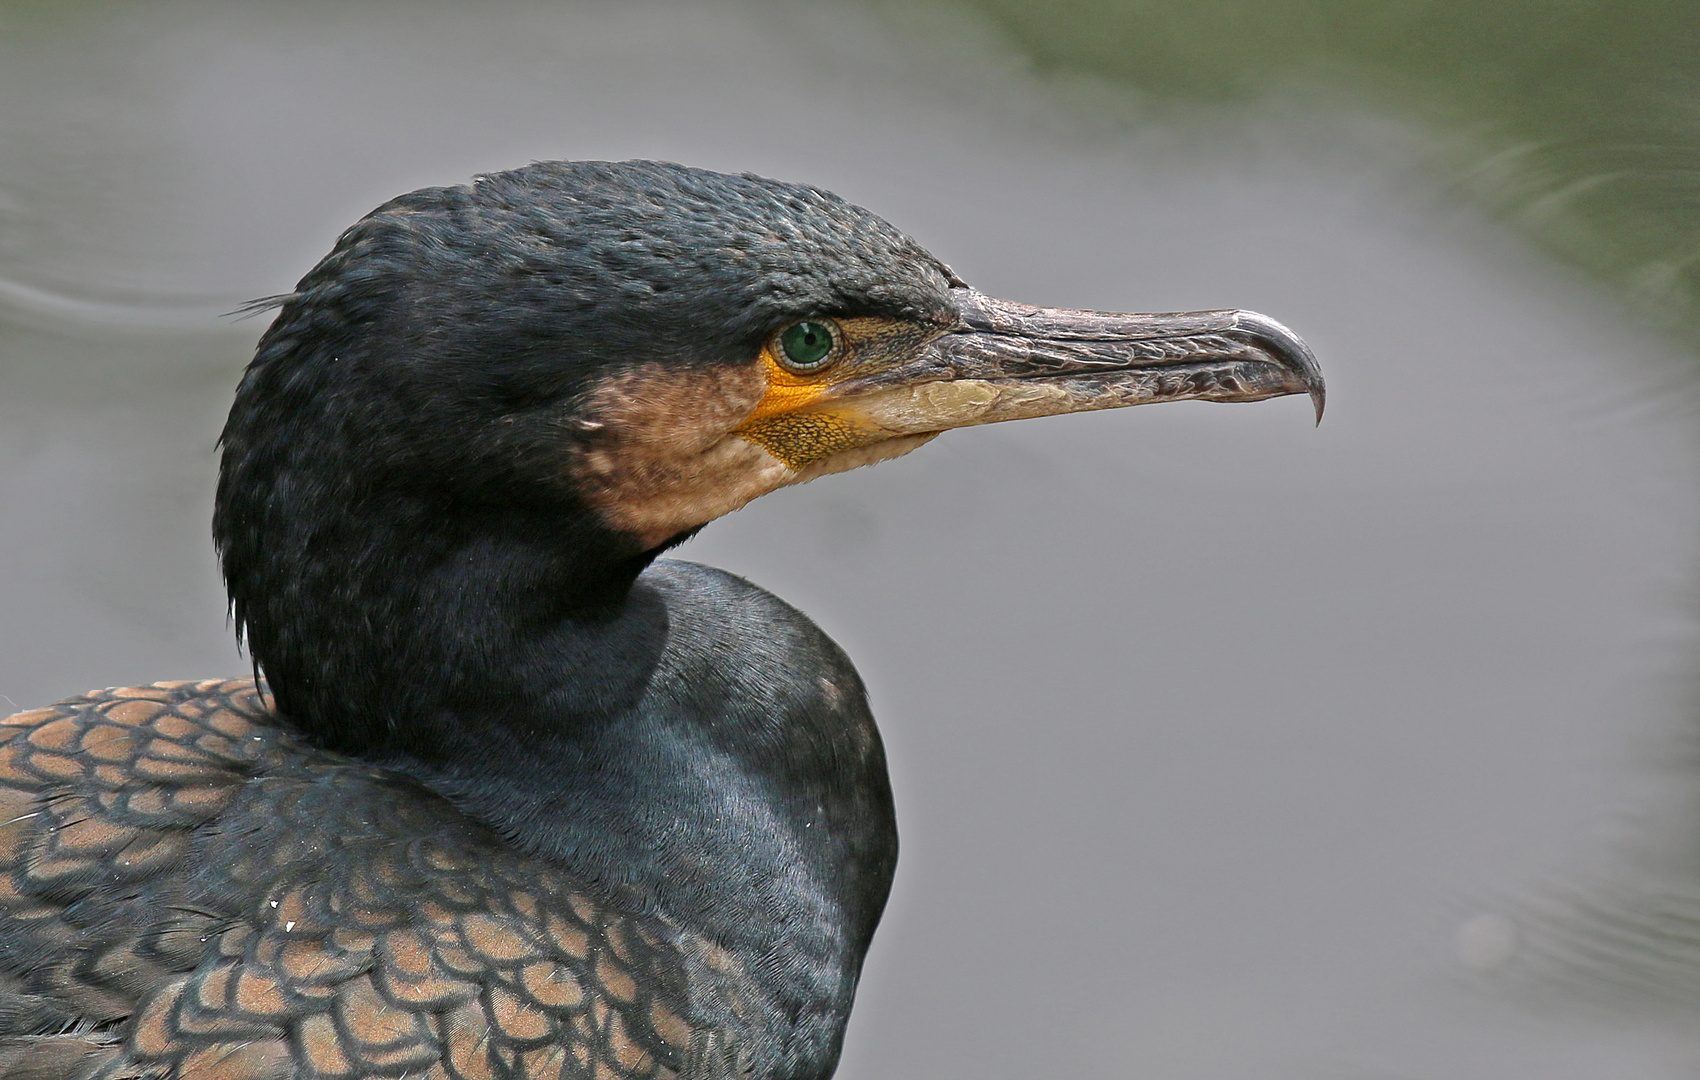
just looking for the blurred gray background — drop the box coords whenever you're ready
[5,1,1700,1075]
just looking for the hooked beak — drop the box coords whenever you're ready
[831,287,1324,436]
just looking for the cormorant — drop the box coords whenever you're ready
[0,160,1321,1080]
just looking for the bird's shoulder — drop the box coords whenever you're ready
[0,680,748,1080]
[641,559,870,707]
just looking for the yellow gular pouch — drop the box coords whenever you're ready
[735,316,939,470]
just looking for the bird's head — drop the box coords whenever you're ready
[220,160,1320,562]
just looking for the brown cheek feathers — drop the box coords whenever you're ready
[570,363,786,548]
[568,318,947,546]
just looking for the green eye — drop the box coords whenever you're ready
[777,320,838,372]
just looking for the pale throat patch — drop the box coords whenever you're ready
[567,361,941,550]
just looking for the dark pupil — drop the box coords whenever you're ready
[780,321,834,368]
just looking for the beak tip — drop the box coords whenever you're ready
[1234,310,1324,426]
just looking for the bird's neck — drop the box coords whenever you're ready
[229,493,896,1074]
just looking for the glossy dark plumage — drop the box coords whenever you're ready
[0,160,1320,1079]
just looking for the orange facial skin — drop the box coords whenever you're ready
[735,317,938,469]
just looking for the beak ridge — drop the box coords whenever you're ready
[890,287,1324,423]
[815,287,1324,441]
